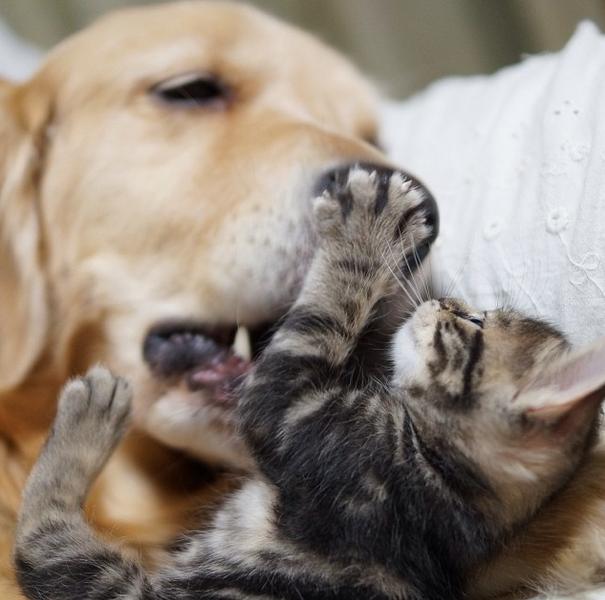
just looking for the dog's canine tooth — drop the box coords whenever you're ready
[233,325,252,361]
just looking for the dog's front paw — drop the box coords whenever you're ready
[313,166,438,268]
[53,366,132,463]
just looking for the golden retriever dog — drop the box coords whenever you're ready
[1,2,604,599]
[0,2,387,597]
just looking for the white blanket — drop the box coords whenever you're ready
[382,21,605,348]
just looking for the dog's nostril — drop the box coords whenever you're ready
[314,162,436,200]
[419,187,440,243]
[314,166,348,197]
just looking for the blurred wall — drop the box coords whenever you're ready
[2,0,605,97]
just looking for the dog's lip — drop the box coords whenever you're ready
[142,319,277,407]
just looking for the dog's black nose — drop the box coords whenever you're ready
[314,162,439,245]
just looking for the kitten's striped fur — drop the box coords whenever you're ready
[14,168,603,600]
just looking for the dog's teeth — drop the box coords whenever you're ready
[233,326,252,361]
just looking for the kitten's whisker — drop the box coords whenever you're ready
[493,282,509,312]
[398,241,424,306]
[380,245,405,292]
[380,248,420,310]
[403,244,425,304]
[408,239,423,301]
[411,237,431,302]
[442,259,467,300]
[423,248,435,302]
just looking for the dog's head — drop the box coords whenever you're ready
[0,2,392,465]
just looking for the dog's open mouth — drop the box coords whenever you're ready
[143,321,276,407]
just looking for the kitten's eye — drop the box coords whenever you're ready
[452,310,484,328]
[467,316,484,328]
[150,73,229,108]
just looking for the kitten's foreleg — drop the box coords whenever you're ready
[14,368,287,600]
[268,168,436,368]
[276,169,434,366]
[13,367,156,600]
[239,168,437,464]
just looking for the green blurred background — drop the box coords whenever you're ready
[2,0,605,97]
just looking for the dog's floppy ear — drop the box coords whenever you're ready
[0,77,52,392]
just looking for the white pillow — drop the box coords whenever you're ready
[382,21,605,348]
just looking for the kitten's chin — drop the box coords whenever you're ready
[391,300,440,384]
[391,320,420,382]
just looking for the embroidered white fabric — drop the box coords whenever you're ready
[382,21,605,348]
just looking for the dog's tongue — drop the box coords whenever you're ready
[186,326,253,403]
[187,353,250,397]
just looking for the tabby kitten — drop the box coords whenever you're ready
[14,168,605,600]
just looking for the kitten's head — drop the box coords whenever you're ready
[391,298,605,527]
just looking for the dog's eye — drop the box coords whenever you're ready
[151,73,229,108]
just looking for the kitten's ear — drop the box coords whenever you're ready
[514,337,605,441]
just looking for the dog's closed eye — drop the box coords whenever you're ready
[150,73,230,108]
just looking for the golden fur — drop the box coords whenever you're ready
[1,2,604,599]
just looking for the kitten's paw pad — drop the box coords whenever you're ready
[54,366,132,452]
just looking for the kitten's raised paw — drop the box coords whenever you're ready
[313,165,439,267]
[53,366,132,457]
